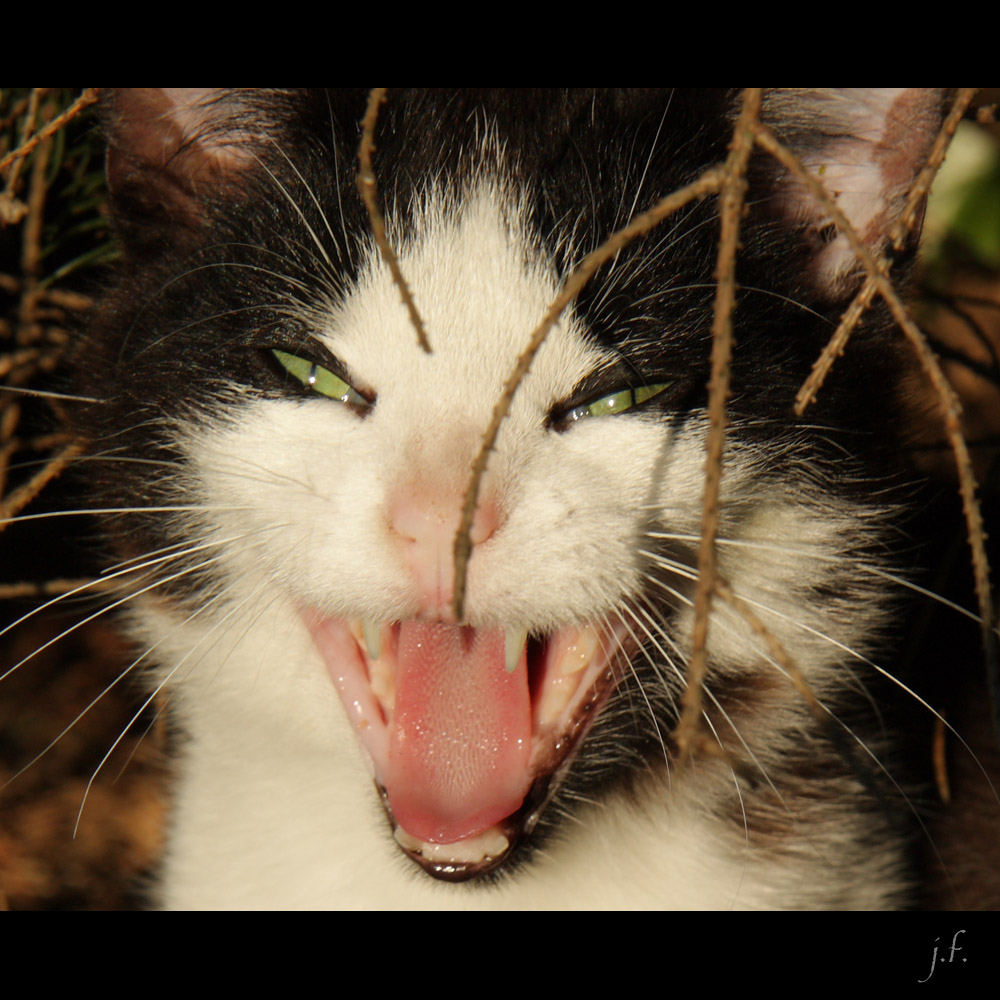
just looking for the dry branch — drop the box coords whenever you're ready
[674,88,762,762]
[0,577,116,601]
[0,89,96,177]
[752,112,996,729]
[932,715,951,804]
[0,440,83,531]
[356,88,431,354]
[1,90,99,544]
[0,88,41,214]
[794,89,979,414]
[450,165,726,621]
[714,578,824,717]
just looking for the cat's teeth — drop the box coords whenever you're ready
[559,627,599,675]
[505,627,528,673]
[394,824,509,865]
[370,652,395,713]
[363,621,382,661]
[539,626,602,723]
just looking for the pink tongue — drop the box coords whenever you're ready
[385,622,531,844]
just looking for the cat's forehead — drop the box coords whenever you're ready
[315,180,605,417]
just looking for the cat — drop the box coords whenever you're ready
[54,88,956,908]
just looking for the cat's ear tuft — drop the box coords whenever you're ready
[102,88,270,254]
[761,88,945,300]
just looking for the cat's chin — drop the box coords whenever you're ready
[301,609,627,880]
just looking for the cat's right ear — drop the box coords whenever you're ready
[102,88,266,256]
[760,89,946,302]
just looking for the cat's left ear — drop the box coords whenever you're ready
[762,88,946,300]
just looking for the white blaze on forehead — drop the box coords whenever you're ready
[317,181,604,428]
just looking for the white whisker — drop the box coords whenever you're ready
[0,528,273,643]
[0,385,106,404]
[72,570,277,835]
[0,540,270,685]
[1,504,255,529]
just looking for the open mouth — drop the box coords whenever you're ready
[303,611,626,880]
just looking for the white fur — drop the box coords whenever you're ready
[138,181,906,909]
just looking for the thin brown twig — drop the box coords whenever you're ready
[356,88,431,354]
[0,347,43,379]
[0,88,41,196]
[710,571,859,783]
[753,116,995,674]
[793,282,879,415]
[0,577,117,601]
[45,288,93,312]
[0,396,21,498]
[714,578,824,717]
[932,714,951,804]
[0,440,15,498]
[16,124,51,350]
[23,431,74,451]
[0,94,32,134]
[0,403,17,441]
[0,88,96,177]
[0,440,83,530]
[0,118,53,499]
[1,92,99,578]
[794,88,978,415]
[450,164,727,621]
[674,89,762,762]
[891,89,978,251]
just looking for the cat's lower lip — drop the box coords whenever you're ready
[391,814,512,879]
[301,608,627,879]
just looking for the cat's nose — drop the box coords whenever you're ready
[389,481,502,621]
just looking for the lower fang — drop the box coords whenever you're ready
[370,654,395,712]
[363,621,382,660]
[559,627,599,674]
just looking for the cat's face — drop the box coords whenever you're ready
[62,89,952,905]
[195,188,648,628]
[141,178,720,872]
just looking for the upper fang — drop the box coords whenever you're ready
[505,627,527,673]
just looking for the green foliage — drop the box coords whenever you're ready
[924,119,1000,279]
[949,158,1000,269]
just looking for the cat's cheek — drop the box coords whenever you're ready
[174,404,395,598]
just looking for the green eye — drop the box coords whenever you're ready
[565,382,669,423]
[272,349,368,409]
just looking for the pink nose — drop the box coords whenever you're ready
[390,482,501,620]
